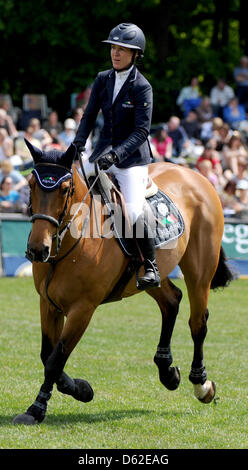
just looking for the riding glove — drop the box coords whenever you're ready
[97,151,118,170]
[74,143,86,158]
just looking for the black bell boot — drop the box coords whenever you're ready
[134,215,161,290]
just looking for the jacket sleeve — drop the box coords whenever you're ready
[74,73,103,147]
[113,83,153,163]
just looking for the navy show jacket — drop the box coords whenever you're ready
[74,66,153,168]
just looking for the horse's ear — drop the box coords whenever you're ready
[60,143,77,169]
[24,138,43,163]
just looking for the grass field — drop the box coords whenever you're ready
[0,277,247,449]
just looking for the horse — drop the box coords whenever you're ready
[13,140,233,425]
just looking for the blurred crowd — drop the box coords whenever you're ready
[2,56,248,220]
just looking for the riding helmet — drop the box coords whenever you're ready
[102,23,146,54]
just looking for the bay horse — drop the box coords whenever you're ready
[14,140,233,425]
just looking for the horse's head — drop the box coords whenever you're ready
[25,139,76,262]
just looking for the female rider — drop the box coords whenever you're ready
[74,23,160,289]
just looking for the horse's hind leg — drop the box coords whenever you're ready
[188,288,216,403]
[147,278,182,391]
[180,258,217,404]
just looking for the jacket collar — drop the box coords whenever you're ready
[107,66,137,104]
[108,65,137,80]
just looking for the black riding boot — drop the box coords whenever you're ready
[134,214,161,290]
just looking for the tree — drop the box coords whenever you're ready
[0,0,243,122]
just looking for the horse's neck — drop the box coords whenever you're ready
[71,167,110,242]
[72,165,90,203]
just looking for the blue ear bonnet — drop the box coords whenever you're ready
[32,164,72,192]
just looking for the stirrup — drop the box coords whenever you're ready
[136,260,161,290]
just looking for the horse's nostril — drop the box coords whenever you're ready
[26,249,35,262]
[26,244,51,262]
[42,245,50,261]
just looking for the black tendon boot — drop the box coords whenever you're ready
[134,214,161,290]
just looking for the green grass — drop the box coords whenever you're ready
[0,277,247,449]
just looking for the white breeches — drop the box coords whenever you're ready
[82,159,149,224]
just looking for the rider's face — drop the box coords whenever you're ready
[111,44,135,70]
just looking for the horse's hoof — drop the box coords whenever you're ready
[197,380,216,404]
[73,379,94,402]
[159,366,181,391]
[166,366,181,390]
[13,413,36,425]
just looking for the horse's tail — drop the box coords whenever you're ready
[210,246,234,290]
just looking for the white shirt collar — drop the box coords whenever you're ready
[112,65,134,103]
[115,64,134,80]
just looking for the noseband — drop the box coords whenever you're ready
[31,213,60,227]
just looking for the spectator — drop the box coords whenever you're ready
[149,137,160,161]
[70,109,93,159]
[195,97,215,144]
[43,110,63,138]
[151,126,173,161]
[29,118,53,148]
[0,94,20,124]
[237,119,248,144]
[0,128,14,162]
[212,121,232,151]
[195,96,214,124]
[164,116,189,157]
[19,183,30,214]
[222,97,246,129]
[0,160,28,191]
[197,159,219,189]
[233,56,248,111]
[176,77,201,116]
[210,78,235,118]
[235,179,248,213]
[0,107,18,137]
[58,118,76,150]
[71,107,84,130]
[222,131,248,175]
[196,141,223,176]
[233,156,248,184]
[180,110,205,159]
[0,176,20,212]
[15,126,42,168]
[181,110,201,140]
[75,85,92,108]
[219,180,242,217]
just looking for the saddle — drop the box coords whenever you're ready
[89,171,184,303]
[97,171,158,241]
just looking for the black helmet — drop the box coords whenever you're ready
[102,23,146,54]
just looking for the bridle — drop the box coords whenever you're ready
[27,158,102,312]
[28,163,75,258]
[28,161,100,262]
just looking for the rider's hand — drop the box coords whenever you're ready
[74,143,85,159]
[97,152,118,170]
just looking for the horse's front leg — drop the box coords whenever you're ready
[13,301,95,425]
[39,302,93,402]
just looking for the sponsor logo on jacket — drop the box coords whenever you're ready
[122,100,134,108]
